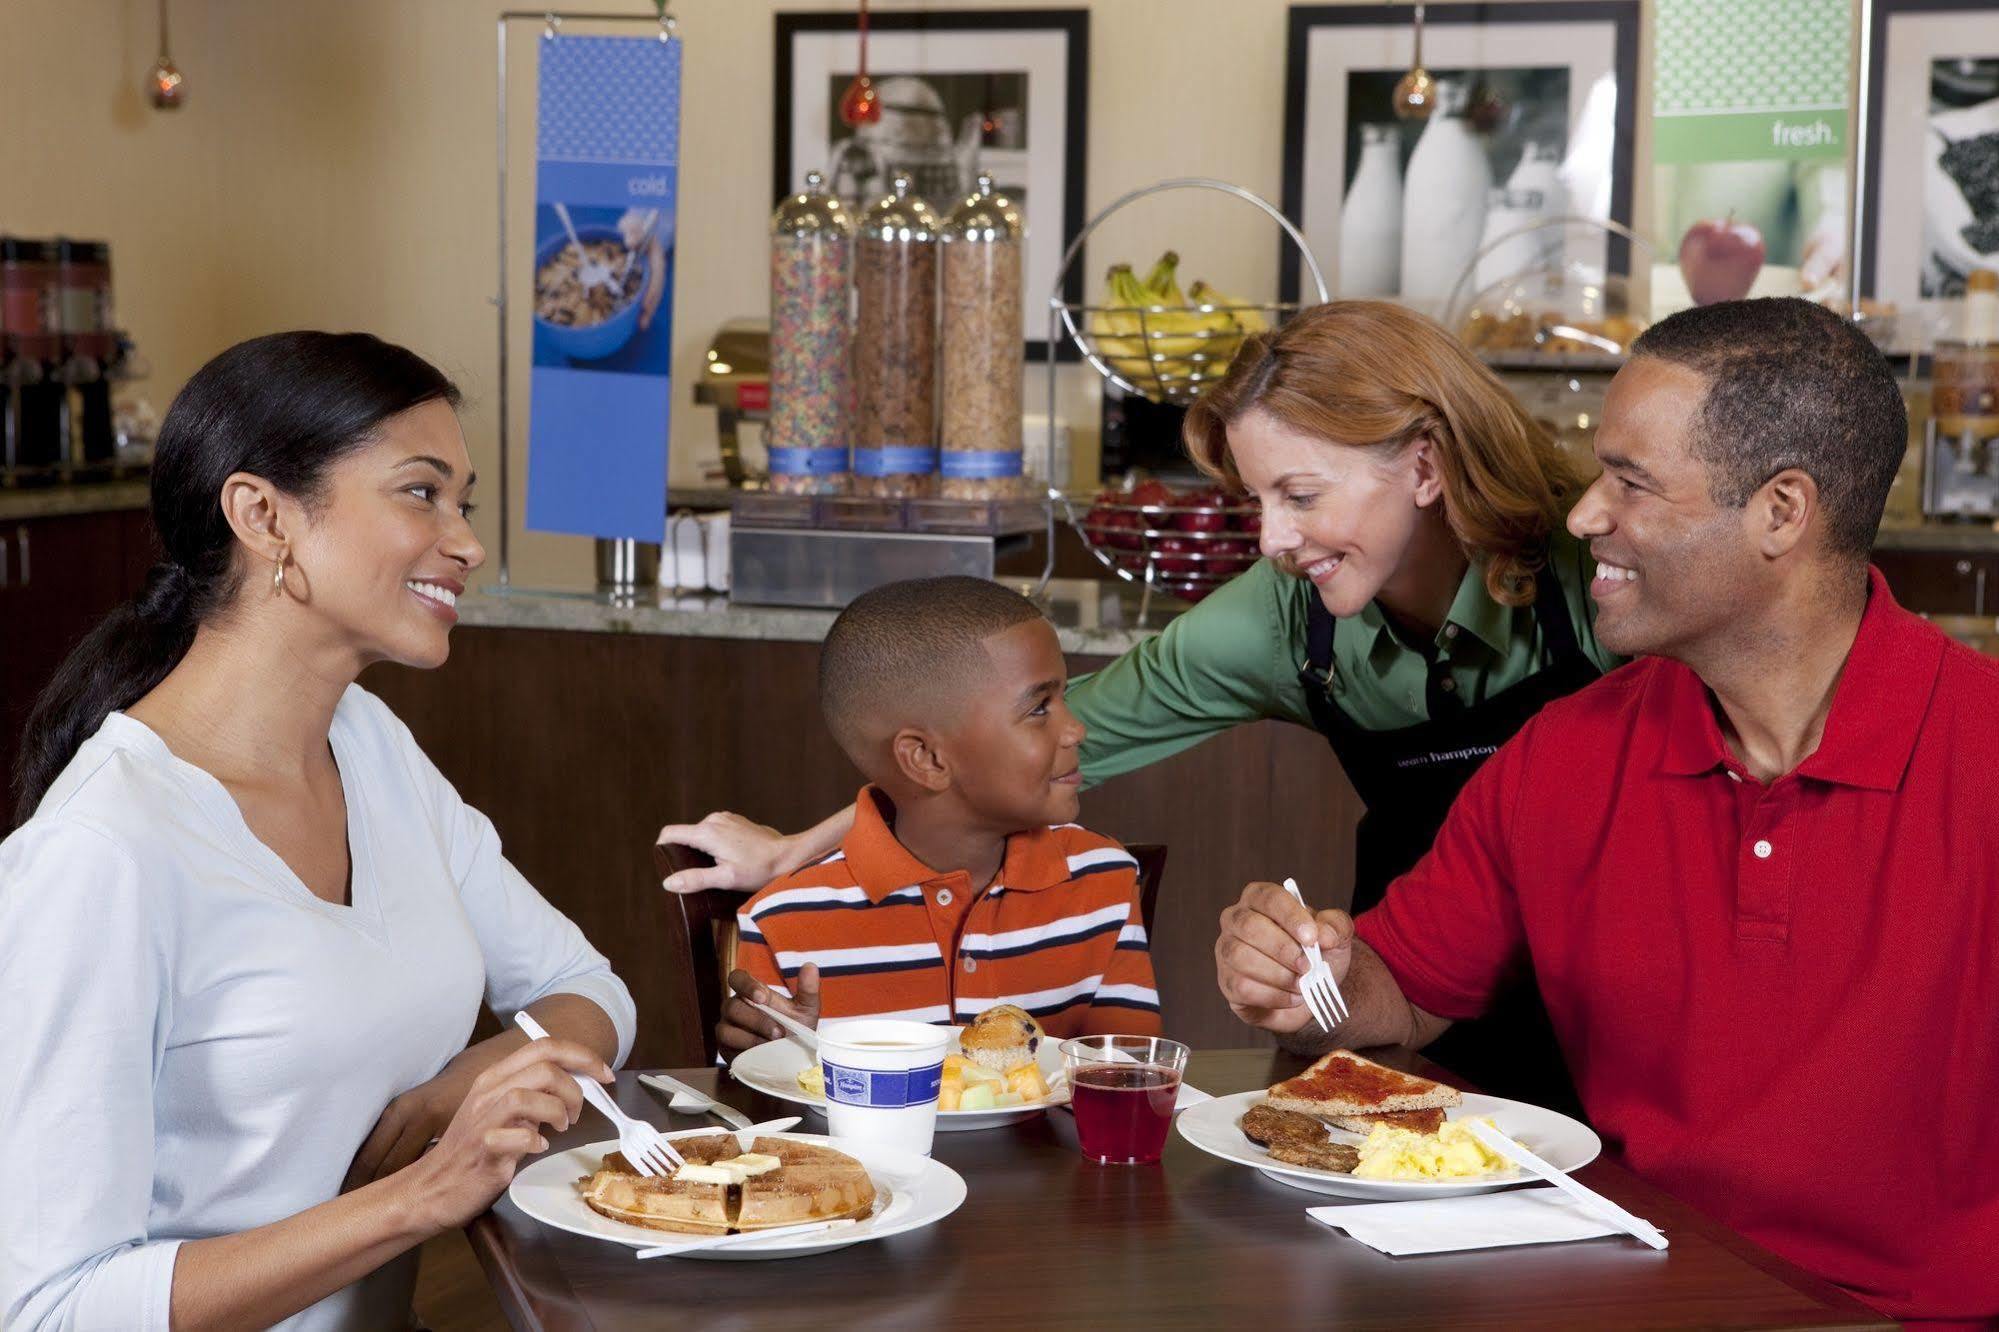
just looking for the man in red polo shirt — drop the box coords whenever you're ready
[1214,297,1999,1326]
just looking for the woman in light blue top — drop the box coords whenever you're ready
[0,332,636,1331]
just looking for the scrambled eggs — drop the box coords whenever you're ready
[1352,1117,1518,1182]
[796,1065,825,1097]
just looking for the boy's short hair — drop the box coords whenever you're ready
[818,577,1047,768]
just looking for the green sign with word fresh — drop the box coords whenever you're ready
[1653,0,1850,163]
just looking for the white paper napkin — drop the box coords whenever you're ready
[1173,1082,1213,1110]
[1308,1188,1628,1255]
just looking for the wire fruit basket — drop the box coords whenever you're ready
[1073,483,1263,610]
[1039,178,1328,610]
[1068,284,1270,406]
[1048,178,1330,406]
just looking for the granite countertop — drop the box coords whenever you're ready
[1874,521,1999,551]
[457,576,1181,658]
[0,478,151,521]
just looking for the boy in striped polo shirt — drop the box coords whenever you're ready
[719,577,1160,1057]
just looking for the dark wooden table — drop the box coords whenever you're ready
[466,1050,1893,1330]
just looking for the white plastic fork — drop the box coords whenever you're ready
[1281,877,1350,1031]
[746,998,821,1054]
[513,1011,683,1176]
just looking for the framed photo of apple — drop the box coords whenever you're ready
[1861,0,1999,321]
[1651,161,1850,312]
[1279,3,1640,320]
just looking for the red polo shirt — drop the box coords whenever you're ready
[1356,569,1999,1325]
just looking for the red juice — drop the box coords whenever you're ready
[1070,1065,1178,1163]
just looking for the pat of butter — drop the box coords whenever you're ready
[672,1152,783,1186]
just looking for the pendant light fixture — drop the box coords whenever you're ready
[837,0,881,127]
[147,0,186,110]
[1391,3,1435,121]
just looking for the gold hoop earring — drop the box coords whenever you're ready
[272,546,288,596]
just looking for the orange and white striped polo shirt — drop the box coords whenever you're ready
[735,788,1161,1038]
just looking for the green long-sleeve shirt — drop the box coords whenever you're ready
[1070,529,1622,785]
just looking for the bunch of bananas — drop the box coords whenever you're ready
[1084,251,1269,400]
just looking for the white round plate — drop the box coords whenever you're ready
[1176,1090,1601,1200]
[728,1027,1067,1131]
[507,1128,966,1259]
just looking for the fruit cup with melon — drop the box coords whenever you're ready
[939,1052,1053,1111]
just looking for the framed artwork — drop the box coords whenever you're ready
[1862,0,1999,309]
[775,8,1088,355]
[1280,3,1639,320]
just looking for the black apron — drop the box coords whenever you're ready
[1298,564,1599,1118]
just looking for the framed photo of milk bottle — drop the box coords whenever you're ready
[1280,3,1639,327]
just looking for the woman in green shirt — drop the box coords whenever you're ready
[666,301,1617,1111]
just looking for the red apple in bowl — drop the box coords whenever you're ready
[1213,538,1259,575]
[1155,535,1205,576]
[1678,214,1765,306]
[1102,508,1144,551]
[1173,488,1229,533]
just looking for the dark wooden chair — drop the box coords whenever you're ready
[654,841,735,1067]
[654,840,1169,1066]
[1129,843,1167,937]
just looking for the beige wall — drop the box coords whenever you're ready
[9,0,1654,589]
[3,0,226,403]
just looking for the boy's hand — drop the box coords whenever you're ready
[718,964,822,1057]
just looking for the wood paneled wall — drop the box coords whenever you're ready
[364,626,1360,1067]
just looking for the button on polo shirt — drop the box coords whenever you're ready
[1356,569,1999,1324]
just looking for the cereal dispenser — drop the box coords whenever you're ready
[938,173,1025,499]
[767,170,852,495]
[851,174,939,498]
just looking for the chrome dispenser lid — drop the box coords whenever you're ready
[770,169,852,239]
[856,174,938,243]
[940,172,1023,243]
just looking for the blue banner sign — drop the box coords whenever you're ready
[528,33,681,541]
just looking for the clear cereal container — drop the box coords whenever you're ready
[768,170,853,495]
[851,175,940,499]
[938,173,1025,500]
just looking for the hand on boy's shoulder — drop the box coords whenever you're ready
[656,810,790,894]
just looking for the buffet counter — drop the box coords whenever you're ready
[0,477,150,521]
[1876,519,1999,551]
[364,575,1352,1069]
[456,576,1178,658]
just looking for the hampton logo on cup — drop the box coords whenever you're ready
[824,1060,943,1110]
